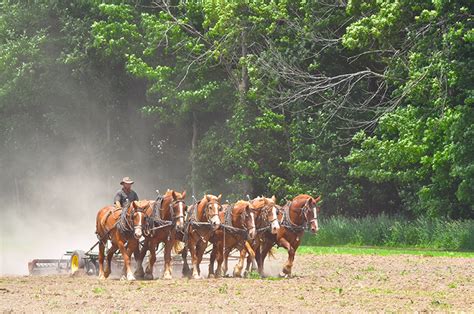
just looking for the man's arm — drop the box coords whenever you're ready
[114,191,122,209]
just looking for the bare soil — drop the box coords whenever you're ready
[1,252,473,312]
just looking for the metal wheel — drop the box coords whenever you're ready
[85,260,99,276]
[70,250,86,274]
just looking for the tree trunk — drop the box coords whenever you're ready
[239,27,253,196]
[191,111,198,197]
[281,107,292,161]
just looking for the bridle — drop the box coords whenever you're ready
[232,207,256,233]
[204,200,222,223]
[262,204,279,226]
[169,199,187,222]
[122,203,148,237]
[300,199,319,230]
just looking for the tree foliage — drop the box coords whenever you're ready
[1,0,472,218]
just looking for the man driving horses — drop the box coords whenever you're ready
[114,176,139,210]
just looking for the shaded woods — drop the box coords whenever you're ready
[1,0,473,220]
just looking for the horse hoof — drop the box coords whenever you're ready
[127,274,136,281]
[279,272,290,278]
[163,273,172,280]
[98,274,106,280]
[144,273,154,280]
[208,273,215,279]
[135,269,145,279]
[193,274,201,280]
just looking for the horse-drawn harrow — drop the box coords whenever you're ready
[27,241,238,277]
[28,240,107,276]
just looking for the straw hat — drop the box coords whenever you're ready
[120,176,134,185]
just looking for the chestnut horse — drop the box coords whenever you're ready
[95,200,151,280]
[241,195,281,275]
[185,194,222,279]
[134,190,187,280]
[257,194,321,277]
[208,200,257,278]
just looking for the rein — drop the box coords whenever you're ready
[280,199,315,233]
[117,204,147,237]
[145,198,186,234]
[255,204,278,234]
[187,200,220,227]
[183,200,218,244]
[220,205,252,239]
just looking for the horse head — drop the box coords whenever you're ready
[170,190,187,231]
[130,200,150,239]
[203,194,222,230]
[232,201,257,240]
[302,195,321,233]
[252,195,280,234]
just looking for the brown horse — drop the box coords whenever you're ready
[134,190,187,280]
[240,195,281,275]
[208,200,257,278]
[185,194,222,279]
[95,200,151,280]
[257,194,321,277]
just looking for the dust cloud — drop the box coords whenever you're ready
[0,137,189,275]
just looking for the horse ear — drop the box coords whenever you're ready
[217,194,222,202]
[182,190,186,198]
[132,200,138,208]
[206,194,211,202]
[314,196,321,203]
[172,191,177,200]
[272,195,276,203]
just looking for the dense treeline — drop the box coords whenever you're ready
[1,0,472,219]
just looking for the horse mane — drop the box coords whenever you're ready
[294,194,311,201]
[293,194,321,204]
[235,200,249,207]
[204,194,218,201]
[163,189,185,200]
[234,200,250,213]
[133,200,151,208]
[251,197,265,208]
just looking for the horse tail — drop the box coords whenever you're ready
[173,240,184,254]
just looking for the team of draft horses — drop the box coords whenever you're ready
[96,190,321,281]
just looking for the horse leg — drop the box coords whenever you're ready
[233,246,247,278]
[245,241,259,274]
[134,239,148,279]
[195,240,207,277]
[278,237,296,278]
[127,240,139,280]
[222,247,230,277]
[258,239,274,276]
[98,241,106,279]
[181,244,191,278]
[104,243,117,279]
[208,243,217,278]
[214,240,225,278]
[163,237,174,280]
[144,239,157,280]
[189,234,201,279]
[117,239,135,281]
[243,241,257,276]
